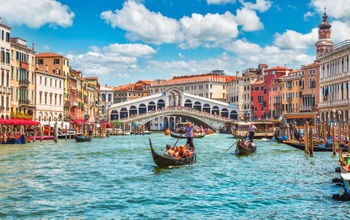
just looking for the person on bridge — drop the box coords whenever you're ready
[185,122,194,151]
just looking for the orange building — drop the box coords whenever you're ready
[281,70,303,114]
[114,80,153,103]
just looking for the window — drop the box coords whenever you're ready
[11,87,13,100]
[38,59,44,65]
[54,59,60,65]
[45,77,47,85]
[16,88,18,100]
[50,79,52,86]
[1,30,3,40]
[55,80,57,87]
[59,81,61,88]
[6,32,9,42]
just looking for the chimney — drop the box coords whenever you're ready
[236,71,239,78]
[45,65,48,72]
[32,42,35,51]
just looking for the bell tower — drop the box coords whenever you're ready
[315,8,333,60]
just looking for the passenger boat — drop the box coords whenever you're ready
[6,135,26,144]
[149,138,196,168]
[170,132,206,139]
[235,139,256,156]
[232,121,274,139]
[75,135,92,142]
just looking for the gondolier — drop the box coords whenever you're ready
[185,122,194,151]
[248,122,257,142]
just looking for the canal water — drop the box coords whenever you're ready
[0,134,349,219]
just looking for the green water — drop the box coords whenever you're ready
[0,134,349,219]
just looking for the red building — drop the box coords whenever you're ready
[250,80,265,120]
[263,66,292,119]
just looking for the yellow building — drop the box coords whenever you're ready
[281,69,303,114]
[10,37,36,119]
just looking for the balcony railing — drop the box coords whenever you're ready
[19,99,30,106]
[300,106,316,112]
[19,79,30,87]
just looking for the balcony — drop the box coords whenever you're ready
[319,99,350,108]
[20,62,29,70]
[19,99,30,106]
[19,79,30,87]
[300,106,316,112]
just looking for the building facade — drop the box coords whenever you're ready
[250,80,265,120]
[281,70,303,114]
[35,69,64,121]
[300,63,320,112]
[100,86,114,122]
[227,72,244,119]
[10,37,36,119]
[114,80,152,104]
[268,78,283,119]
[0,19,11,119]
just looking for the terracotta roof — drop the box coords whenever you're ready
[288,69,301,74]
[260,64,268,67]
[136,80,155,84]
[252,80,264,85]
[153,74,235,86]
[265,66,292,72]
[302,62,320,68]
[36,52,63,58]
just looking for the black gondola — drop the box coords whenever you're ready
[75,135,92,142]
[170,132,206,139]
[235,139,256,156]
[149,138,196,168]
[275,134,347,152]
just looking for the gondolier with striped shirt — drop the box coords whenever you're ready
[185,122,194,151]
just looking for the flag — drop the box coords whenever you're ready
[347,154,349,165]
[339,153,343,162]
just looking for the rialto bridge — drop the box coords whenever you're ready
[107,88,239,130]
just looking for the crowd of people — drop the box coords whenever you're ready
[163,144,193,158]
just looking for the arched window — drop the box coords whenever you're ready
[193,101,201,111]
[230,110,238,120]
[129,106,137,116]
[212,106,219,115]
[148,101,156,111]
[139,104,147,114]
[221,108,228,117]
[120,108,128,119]
[184,99,192,108]
[203,104,210,113]
[157,99,165,109]
[110,110,119,120]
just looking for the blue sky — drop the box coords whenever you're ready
[2,0,350,86]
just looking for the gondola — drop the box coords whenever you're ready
[235,139,256,156]
[75,135,92,142]
[5,135,26,144]
[275,134,348,152]
[170,132,206,139]
[149,138,196,168]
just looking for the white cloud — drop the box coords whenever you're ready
[239,0,272,13]
[206,0,236,5]
[178,53,185,59]
[224,39,314,67]
[100,0,182,45]
[304,11,314,20]
[179,12,238,48]
[101,0,265,48]
[331,20,350,43]
[235,7,263,31]
[66,43,156,76]
[0,0,74,28]
[273,28,318,50]
[311,0,350,20]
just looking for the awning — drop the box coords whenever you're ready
[0,119,40,125]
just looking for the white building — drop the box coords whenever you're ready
[319,40,350,122]
[35,69,65,121]
[100,86,114,122]
[0,18,11,119]
[227,72,244,119]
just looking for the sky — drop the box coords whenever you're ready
[1,0,350,86]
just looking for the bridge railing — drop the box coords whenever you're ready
[119,106,233,122]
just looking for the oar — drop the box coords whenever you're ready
[225,140,238,152]
[173,136,181,147]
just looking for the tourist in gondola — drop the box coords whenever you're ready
[185,122,194,151]
[247,122,257,142]
[164,145,175,157]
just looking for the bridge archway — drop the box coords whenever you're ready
[212,106,219,115]
[221,108,228,118]
[194,101,201,111]
[157,99,165,110]
[129,106,137,116]
[168,88,182,106]
[110,110,118,120]
[170,117,175,130]
[120,108,128,119]
[230,110,238,120]
[163,117,169,129]
[184,99,192,108]
[139,103,147,114]
[203,104,210,113]
[148,101,156,111]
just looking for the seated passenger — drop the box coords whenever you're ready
[164,145,175,157]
